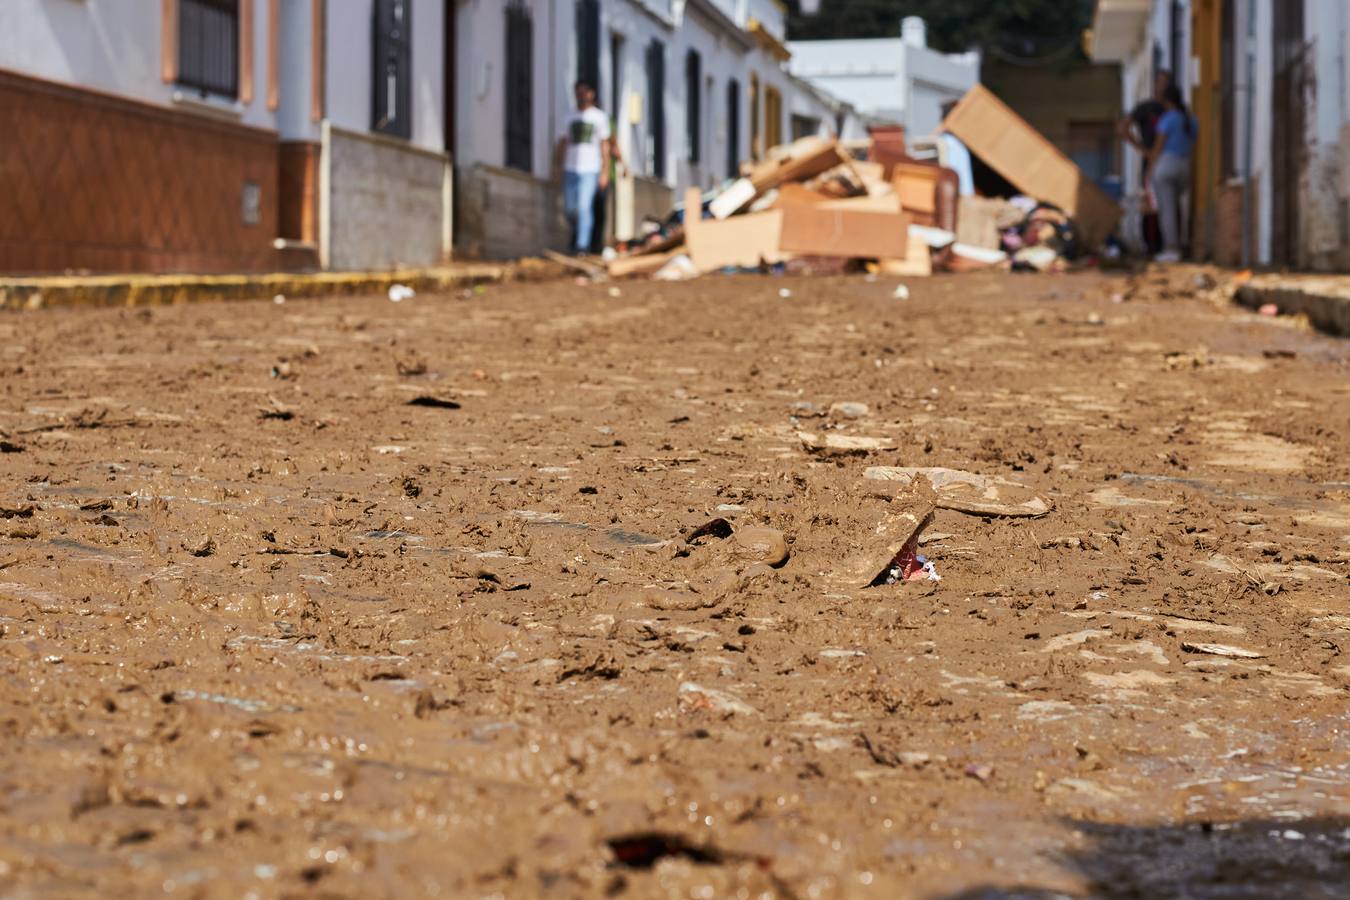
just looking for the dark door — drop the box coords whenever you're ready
[372,0,412,139]
[505,2,534,172]
[576,0,601,93]
[646,40,666,179]
[726,78,740,180]
[1271,0,1307,266]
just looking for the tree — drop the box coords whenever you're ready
[785,0,1096,64]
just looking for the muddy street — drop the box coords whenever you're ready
[1,271,1348,898]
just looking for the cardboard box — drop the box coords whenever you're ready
[779,206,910,259]
[686,189,785,270]
[941,84,1121,247]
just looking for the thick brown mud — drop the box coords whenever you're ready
[1,270,1348,898]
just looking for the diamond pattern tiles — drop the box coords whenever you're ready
[0,70,280,274]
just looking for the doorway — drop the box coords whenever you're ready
[1270,0,1308,266]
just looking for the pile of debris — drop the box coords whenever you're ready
[605,85,1121,282]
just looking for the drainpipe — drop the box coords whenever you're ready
[1239,0,1255,268]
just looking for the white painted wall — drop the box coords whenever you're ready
[279,0,318,141]
[1303,0,1347,262]
[326,0,444,152]
[788,37,978,138]
[0,0,277,129]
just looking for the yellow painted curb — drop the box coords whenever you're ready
[0,265,510,311]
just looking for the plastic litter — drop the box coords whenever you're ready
[388,284,415,303]
[892,285,910,300]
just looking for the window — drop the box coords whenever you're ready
[178,0,239,98]
[749,73,760,160]
[645,40,666,179]
[726,79,740,178]
[791,114,820,142]
[1067,121,1121,189]
[764,85,782,152]
[505,2,534,172]
[576,0,601,95]
[685,50,701,164]
[372,0,412,139]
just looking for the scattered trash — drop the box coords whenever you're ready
[1182,642,1266,659]
[272,294,286,305]
[829,401,870,419]
[678,681,757,716]
[964,763,995,783]
[185,536,216,558]
[892,284,910,300]
[799,432,897,455]
[387,284,415,303]
[258,397,295,420]
[778,287,793,298]
[865,467,1053,518]
[1258,303,1279,317]
[848,495,936,589]
[406,395,461,410]
[606,832,723,869]
[607,286,622,298]
[653,254,699,282]
[396,356,428,376]
[1012,245,1061,273]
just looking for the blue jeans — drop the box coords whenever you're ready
[563,170,600,253]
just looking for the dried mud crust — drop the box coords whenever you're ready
[1,272,1348,898]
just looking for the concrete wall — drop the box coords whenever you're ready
[324,125,449,269]
[456,163,565,260]
[0,0,277,129]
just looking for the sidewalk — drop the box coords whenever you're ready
[1235,275,1350,337]
[0,263,510,311]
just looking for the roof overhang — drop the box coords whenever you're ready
[749,18,792,63]
[1086,0,1151,62]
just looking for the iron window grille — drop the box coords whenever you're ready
[646,39,666,179]
[372,0,412,139]
[685,50,701,164]
[505,2,535,172]
[178,0,240,98]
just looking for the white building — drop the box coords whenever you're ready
[787,17,980,142]
[1090,0,1350,270]
[0,0,452,274]
[0,0,859,271]
[452,0,861,260]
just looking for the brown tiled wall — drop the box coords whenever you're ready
[278,141,320,244]
[0,70,280,274]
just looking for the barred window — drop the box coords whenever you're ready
[505,2,534,172]
[178,0,239,98]
[372,0,412,139]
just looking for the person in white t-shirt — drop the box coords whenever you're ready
[554,81,612,255]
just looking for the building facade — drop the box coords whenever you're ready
[787,17,981,141]
[0,0,451,275]
[452,0,860,260]
[1090,0,1350,270]
[0,0,856,272]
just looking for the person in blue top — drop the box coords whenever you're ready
[1148,84,1196,263]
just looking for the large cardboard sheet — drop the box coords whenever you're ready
[941,85,1121,247]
